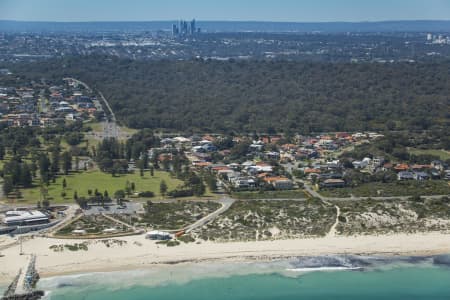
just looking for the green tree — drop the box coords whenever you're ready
[160,180,168,197]
[193,181,206,197]
[51,147,61,176]
[39,154,51,184]
[0,144,5,160]
[3,176,13,196]
[204,173,217,192]
[62,151,72,175]
[150,166,154,177]
[42,198,50,209]
[114,189,125,199]
[20,163,33,188]
[75,156,80,172]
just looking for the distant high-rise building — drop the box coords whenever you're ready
[172,19,200,37]
[190,19,196,35]
[172,24,179,36]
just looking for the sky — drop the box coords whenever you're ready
[1,0,450,22]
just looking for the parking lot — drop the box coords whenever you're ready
[84,202,143,216]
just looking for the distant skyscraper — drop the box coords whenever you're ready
[190,19,196,35]
[172,19,200,38]
[172,24,179,36]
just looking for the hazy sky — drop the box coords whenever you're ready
[1,0,450,22]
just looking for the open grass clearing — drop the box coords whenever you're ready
[408,148,450,161]
[14,169,183,204]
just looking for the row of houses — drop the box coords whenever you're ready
[0,81,98,128]
[209,162,294,190]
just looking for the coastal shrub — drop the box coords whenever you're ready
[177,235,195,243]
[166,240,180,247]
[338,216,347,223]
[138,191,155,198]
[167,189,194,198]
[64,243,88,251]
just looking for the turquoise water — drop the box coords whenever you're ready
[42,262,450,300]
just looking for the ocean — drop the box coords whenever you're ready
[25,255,450,299]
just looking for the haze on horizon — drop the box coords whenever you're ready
[1,0,450,23]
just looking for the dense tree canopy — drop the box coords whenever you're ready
[8,56,450,133]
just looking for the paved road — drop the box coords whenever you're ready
[64,77,119,139]
[184,196,235,233]
[97,90,117,123]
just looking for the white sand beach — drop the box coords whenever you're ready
[1,232,450,284]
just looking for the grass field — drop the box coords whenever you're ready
[85,121,103,132]
[408,148,450,161]
[15,170,184,204]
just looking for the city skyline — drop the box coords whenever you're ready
[1,0,450,22]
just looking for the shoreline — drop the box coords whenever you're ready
[1,232,450,284]
[39,249,447,281]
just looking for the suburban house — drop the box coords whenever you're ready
[413,171,430,181]
[397,171,415,180]
[233,177,257,189]
[352,157,371,169]
[263,176,294,190]
[320,179,346,188]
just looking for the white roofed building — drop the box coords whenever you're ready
[3,210,49,227]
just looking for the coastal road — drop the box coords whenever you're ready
[184,196,235,233]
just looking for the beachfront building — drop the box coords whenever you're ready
[146,231,172,240]
[3,210,49,227]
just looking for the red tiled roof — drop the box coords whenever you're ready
[304,168,321,174]
[263,176,290,183]
[394,164,409,171]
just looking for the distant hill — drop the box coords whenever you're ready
[1,20,450,33]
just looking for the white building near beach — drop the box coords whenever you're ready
[146,231,172,240]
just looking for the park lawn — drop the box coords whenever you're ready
[19,170,184,204]
[84,121,103,132]
[119,125,138,136]
[319,180,450,198]
[408,148,450,161]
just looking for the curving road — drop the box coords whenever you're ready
[184,196,235,233]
